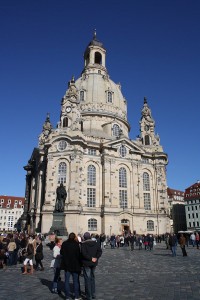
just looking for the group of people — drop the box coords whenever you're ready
[109,233,156,251]
[50,232,102,300]
[0,233,44,273]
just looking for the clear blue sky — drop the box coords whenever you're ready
[0,0,199,196]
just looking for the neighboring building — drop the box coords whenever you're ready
[23,32,170,235]
[184,181,200,231]
[0,195,25,231]
[167,187,187,233]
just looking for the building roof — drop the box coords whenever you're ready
[0,195,25,209]
[167,187,184,197]
[184,181,200,200]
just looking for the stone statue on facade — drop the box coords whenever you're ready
[55,183,67,212]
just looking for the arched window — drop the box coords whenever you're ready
[94,52,102,64]
[144,135,150,145]
[58,162,67,184]
[87,165,96,207]
[80,91,84,101]
[143,172,150,191]
[88,218,97,231]
[113,124,120,136]
[119,167,127,188]
[107,91,112,103]
[147,220,154,231]
[63,117,68,128]
[119,167,127,208]
[87,165,96,186]
[144,193,151,210]
[119,145,127,157]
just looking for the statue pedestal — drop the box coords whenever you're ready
[49,212,68,236]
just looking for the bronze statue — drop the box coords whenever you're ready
[55,183,67,212]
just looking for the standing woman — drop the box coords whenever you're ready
[51,237,63,294]
[22,242,34,274]
[7,238,16,266]
[179,234,187,257]
[35,238,44,271]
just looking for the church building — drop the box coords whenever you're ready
[23,32,170,236]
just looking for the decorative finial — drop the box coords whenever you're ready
[46,112,50,121]
[71,75,75,82]
[144,97,147,104]
[93,29,97,39]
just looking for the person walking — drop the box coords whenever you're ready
[81,232,102,300]
[50,237,63,294]
[169,233,177,257]
[35,238,44,271]
[179,234,187,257]
[60,232,82,300]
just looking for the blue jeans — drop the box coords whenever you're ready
[64,271,80,299]
[83,266,96,300]
[171,245,176,256]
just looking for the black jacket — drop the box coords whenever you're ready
[35,243,44,260]
[60,239,81,273]
[81,239,102,267]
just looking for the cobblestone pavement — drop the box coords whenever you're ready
[1,241,200,300]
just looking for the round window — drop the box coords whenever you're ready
[58,140,67,151]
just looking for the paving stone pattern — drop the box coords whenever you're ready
[1,242,200,300]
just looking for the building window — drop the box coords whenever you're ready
[119,168,127,188]
[107,91,112,103]
[8,199,11,204]
[80,91,84,101]
[144,193,151,210]
[143,172,150,191]
[88,149,96,156]
[193,222,195,227]
[58,140,67,151]
[119,145,127,157]
[87,165,96,186]
[15,200,18,204]
[147,220,154,231]
[188,214,190,219]
[88,218,97,231]
[119,190,127,209]
[63,117,68,128]
[58,162,67,184]
[87,188,96,207]
[144,135,150,145]
[7,204,10,208]
[196,213,198,218]
[112,124,120,137]
[188,207,190,211]
[94,51,102,64]
[1,199,4,203]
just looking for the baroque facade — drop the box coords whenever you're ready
[23,33,170,235]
